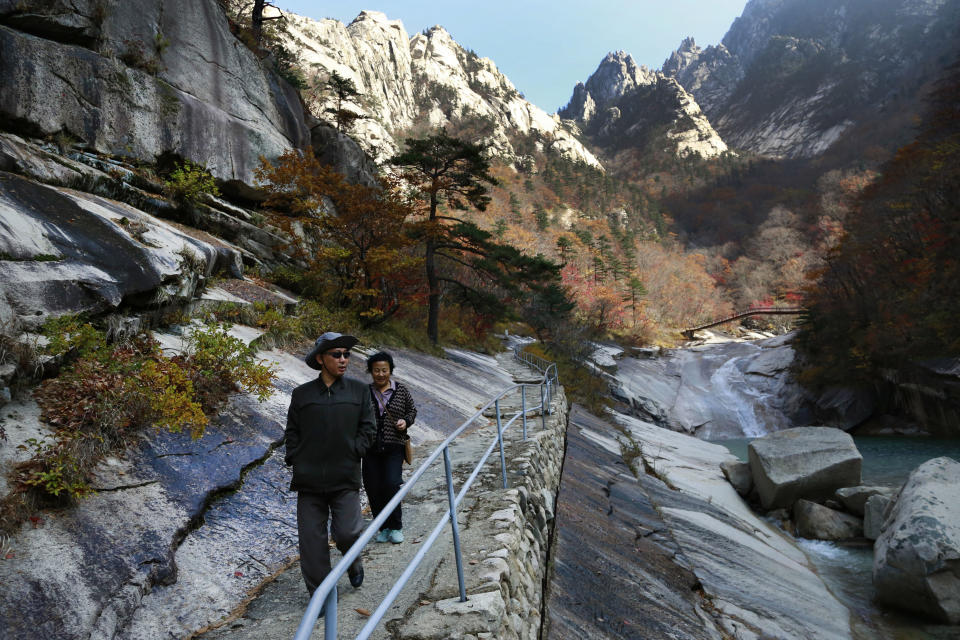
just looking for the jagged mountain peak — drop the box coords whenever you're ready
[559,50,658,125]
[348,9,406,32]
[662,37,702,76]
[280,10,602,169]
[559,50,727,160]
[661,0,960,159]
[585,51,657,104]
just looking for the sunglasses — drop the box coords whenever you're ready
[325,350,352,359]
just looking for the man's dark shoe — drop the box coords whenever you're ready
[348,562,364,588]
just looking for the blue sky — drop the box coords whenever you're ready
[275,1,748,113]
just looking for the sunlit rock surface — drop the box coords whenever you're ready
[0,172,241,331]
[608,333,811,438]
[660,0,960,158]
[0,0,309,190]
[547,406,853,639]
[559,51,728,159]
[279,10,602,169]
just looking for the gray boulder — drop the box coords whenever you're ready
[0,172,239,328]
[0,0,103,47]
[0,0,309,191]
[748,426,862,509]
[874,457,960,623]
[794,499,863,540]
[720,459,752,497]
[310,121,380,188]
[0,132,100,184]
[863,494,893,541]
[835,485,892,517]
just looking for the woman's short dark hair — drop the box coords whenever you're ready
[366,351,395,373]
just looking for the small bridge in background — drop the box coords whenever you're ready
[681,307,805,339]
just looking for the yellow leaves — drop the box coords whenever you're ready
[135,359,207,439]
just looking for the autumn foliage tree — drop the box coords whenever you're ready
[256,150,419,324]
[798,61,960,385]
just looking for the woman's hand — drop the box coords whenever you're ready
[396,418,407,431]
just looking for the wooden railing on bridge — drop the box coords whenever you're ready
[681,307,805,339]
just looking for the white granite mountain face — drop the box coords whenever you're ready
[560,51,728,159]
[563,51,658,123]
[660,0,960,159]
[0,0,309,193]
[281,11,601,169]
[661,38,743,120]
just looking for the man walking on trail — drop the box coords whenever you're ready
[285,331,377,597]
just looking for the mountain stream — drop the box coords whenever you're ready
[604,334,960,639]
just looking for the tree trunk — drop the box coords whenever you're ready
[426,237,439,344]
[426,192,440,344]
[251,0,266,45]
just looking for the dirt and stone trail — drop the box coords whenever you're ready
[196,353,555,639]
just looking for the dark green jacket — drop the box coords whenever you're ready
[284,374,377,493]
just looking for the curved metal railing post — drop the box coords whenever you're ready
[443,446,467,602]
[495,398,508,489]
[324,588,337,640]
[521,385,527,440]
[540,384,547,430]
[545,379,552,415]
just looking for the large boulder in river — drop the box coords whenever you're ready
[873,457,960,623]
[863,494,893,541]
[720,459,752,496]
[835,485,893,517]
[748,427,862,509]
[0,0,310,192]
[794,499,863,540]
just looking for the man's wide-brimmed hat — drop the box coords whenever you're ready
[304,332,359,370]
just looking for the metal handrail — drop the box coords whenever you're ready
[512,345,557,378]
[512,346,558,416]
[293,353,559,640]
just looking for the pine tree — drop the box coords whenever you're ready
[533,203,549,230]
[555,235,573,264]
[624,276,647,326]
[324,71,364,132]
[391,131,564,343]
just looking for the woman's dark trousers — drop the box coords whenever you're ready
[362,444,405,531]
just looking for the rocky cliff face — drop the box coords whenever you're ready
[280,10,602,169]
[0,0,310,194]
[559,51,728,160]
[661,0,960,158]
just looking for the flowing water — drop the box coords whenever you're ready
[617,335,959,636]
[716,436,960,638]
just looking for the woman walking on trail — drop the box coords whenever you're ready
[363,351,417,544]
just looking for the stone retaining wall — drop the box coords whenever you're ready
[397,389,569,640]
